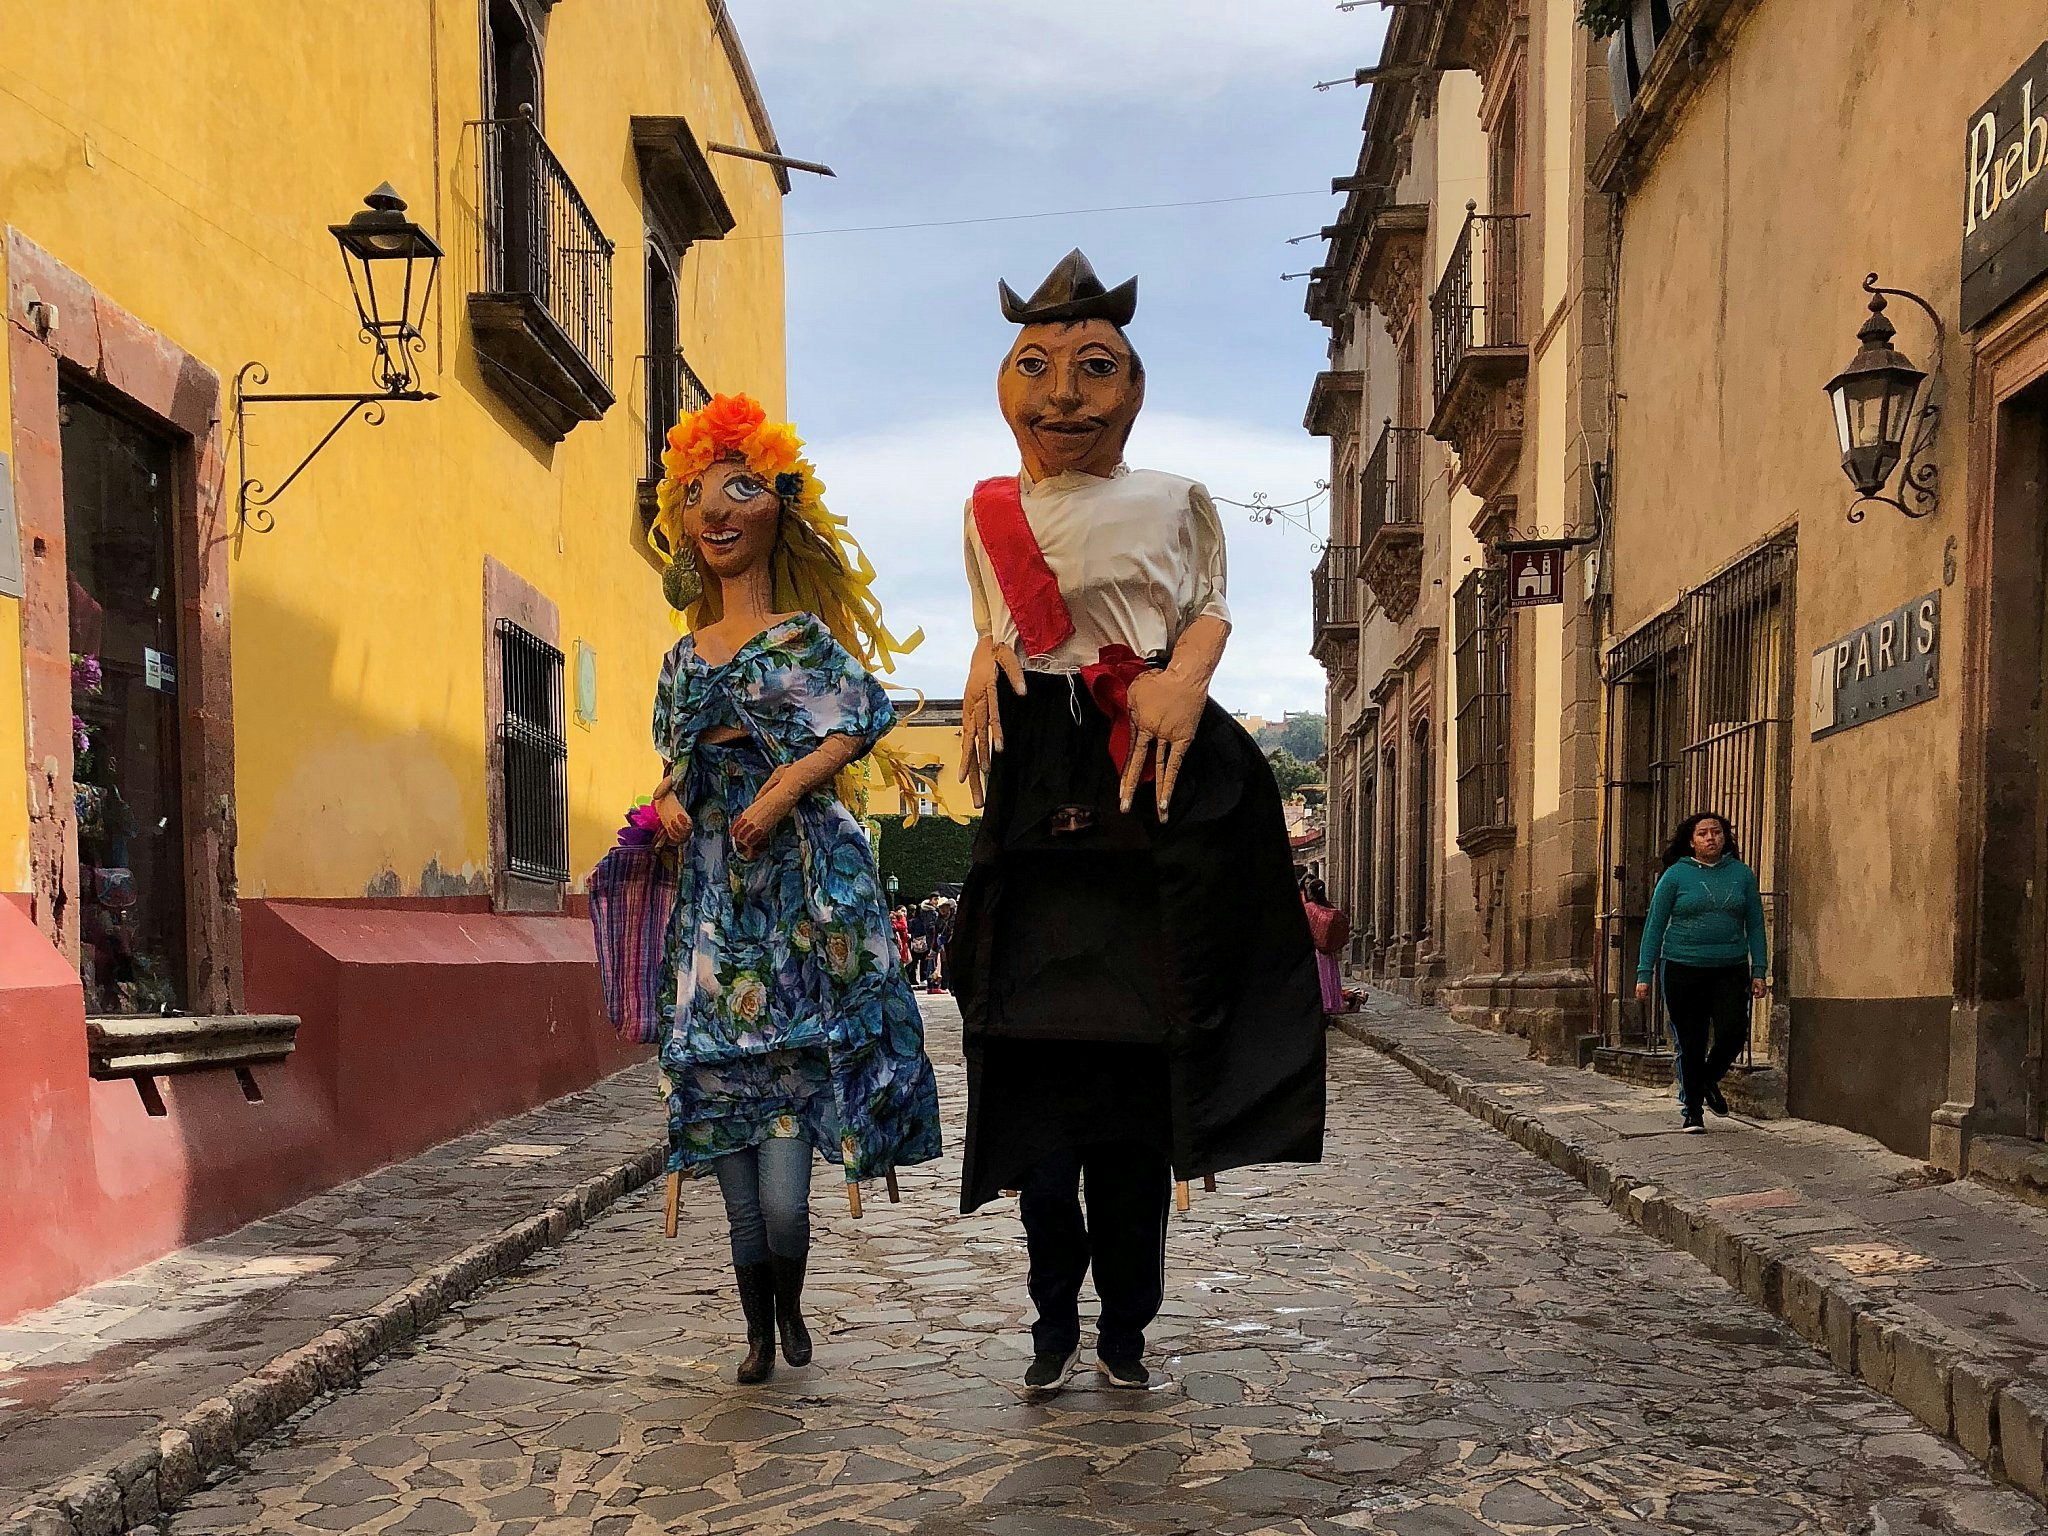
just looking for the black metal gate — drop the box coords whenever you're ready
[1599,535,1796,1061]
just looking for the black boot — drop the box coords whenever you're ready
[771,1253,812,1366]
[735,1262,777,1385]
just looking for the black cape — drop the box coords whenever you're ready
[950,670,1326,1211]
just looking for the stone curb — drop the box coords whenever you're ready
[1339,1015,2048,1506]
[1,1140,667,1536]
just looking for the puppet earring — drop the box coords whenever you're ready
[663,544,704,612]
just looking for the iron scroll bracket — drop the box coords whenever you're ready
[1491,462,1609,556]
[233,361,436,534]
[1847,273,1945,524]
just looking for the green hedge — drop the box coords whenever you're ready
[875,815,979,905]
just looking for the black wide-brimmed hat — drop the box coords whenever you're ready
[999,248,1137,327]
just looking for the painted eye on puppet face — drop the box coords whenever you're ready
[683,479,703,508]
[1080,355,1121,378]
[1013,354,1049,378]
[724,473,770,503]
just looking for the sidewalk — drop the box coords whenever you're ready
[1344,990,2048,1504]
[0,1064,666,1533]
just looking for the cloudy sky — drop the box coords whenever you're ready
[722,0,1387,718]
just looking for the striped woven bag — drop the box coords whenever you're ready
[587,843,680,1045]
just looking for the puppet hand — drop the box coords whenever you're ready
[959,636,1026,810]
[732,767,801,859]
[1120,669,1208,819]
[653,788,692,844]
[1752,977,1768,1000]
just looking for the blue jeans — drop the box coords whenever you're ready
[713,1137,813,1266]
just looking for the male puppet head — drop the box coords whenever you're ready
[997,249,1145,481]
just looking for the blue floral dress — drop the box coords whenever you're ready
[652,614,943,1183]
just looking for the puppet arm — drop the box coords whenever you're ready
[731,733,868,858]
[1120,614,1231,819]
[960,634,1026,812]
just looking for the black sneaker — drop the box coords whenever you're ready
[1682,1111,1705,1134]
[1097,1355,1150,1389]
[1704,1084,1729,1117]
[1022,1347,1080,1396]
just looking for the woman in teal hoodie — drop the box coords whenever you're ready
[1633,812,1768,1132]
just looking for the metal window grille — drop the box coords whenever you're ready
[1454,569,1512,837]
[1598,535,1796,1061]
[498,620,570,883]
[1408,722,1433,939]
[1431,207,1529,411]
[476,114,616,391]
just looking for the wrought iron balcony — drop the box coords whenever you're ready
[646,349,712,481]
[1360,422,1426,623]
[637,351,714,564]
[1313,543,1364,663]
[1432,205,1528,398]
[1361,421,1424,546]
[469,114,617,442]
[1429,204,1529,502]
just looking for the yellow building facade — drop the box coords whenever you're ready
[0,0,786,907]
[863,699,975,825]
[0,0,795,1320]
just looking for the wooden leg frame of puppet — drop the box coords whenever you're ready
[845,1169,902,1219]
[1173,1174,1220,1215]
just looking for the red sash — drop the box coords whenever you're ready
[971,477,1155,784]
[971,476,1074,660]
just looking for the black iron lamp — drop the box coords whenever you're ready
[1824,273,1944,522]
[329,183,444,396]
[234,185,443,534]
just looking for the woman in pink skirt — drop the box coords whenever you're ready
[1301,878,1350,1020]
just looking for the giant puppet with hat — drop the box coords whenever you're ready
[948,250,1327,1396]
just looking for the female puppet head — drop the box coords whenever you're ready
[653,393,915,669]
[652,394,933,812]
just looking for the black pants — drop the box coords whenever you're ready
[1018,1141,1171,1361]
[1660,961,1751,1112]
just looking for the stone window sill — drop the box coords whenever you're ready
[86,1014,300,1080]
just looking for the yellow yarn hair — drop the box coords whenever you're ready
[653,394,938,820]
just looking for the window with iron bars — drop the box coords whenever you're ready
[498,620,569,883]
[1598,535,1795,1062]
[1453,568,1512,843]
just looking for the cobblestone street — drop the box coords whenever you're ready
[162,1001,2042,1536]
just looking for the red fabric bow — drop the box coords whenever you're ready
[1082,644,1155,784]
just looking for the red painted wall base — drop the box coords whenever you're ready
[0,898,645,1324]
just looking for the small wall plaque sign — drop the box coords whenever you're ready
[1810,591,1939,739]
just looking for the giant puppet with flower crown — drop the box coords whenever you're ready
[948,251,1327,1396]
[593,391,943,1388]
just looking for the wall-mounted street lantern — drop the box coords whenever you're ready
[1824,273,1944,522]
[234,185,443,533]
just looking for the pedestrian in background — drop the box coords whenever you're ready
[906,901,934,984]
[929,897,955,994]
[891,905,912,969]
[1300,877,1350,1024]
[1634,811,1768,1134]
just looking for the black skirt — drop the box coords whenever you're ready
[951,669,1326,1211]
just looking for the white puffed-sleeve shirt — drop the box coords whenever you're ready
[963,466,1232,673]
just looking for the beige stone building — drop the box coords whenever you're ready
[1308,0,1613,1060]
[1598,0,2048,1173]
[1312,0,2048,1179]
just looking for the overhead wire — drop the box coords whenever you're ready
[732,189,1334,241]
